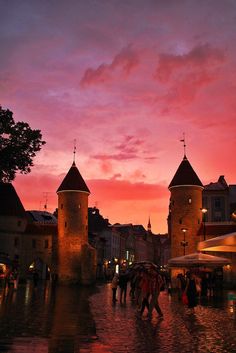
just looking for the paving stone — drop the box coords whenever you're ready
[0,282,236,352]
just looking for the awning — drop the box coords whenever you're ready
[168,252,231,268]
[198,232,236,252]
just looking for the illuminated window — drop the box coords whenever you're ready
[188,198,192,204]
[78,204,81,209]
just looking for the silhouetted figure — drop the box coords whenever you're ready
[185,272,198,308]
[148,269,163,318]
[119,269,129,303]
[139,271,150,315]
[177,273,186,300]
[201,273,208,297]
[111,274,119,303]
[33,271,39,288]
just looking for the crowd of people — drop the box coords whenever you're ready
[110,266,225,316]
[176,269,224,309]
[111,266,165,318]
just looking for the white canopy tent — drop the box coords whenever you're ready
[198,232,236,252]
[168,252,231,268]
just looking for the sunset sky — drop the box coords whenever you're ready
[1,0,236,233]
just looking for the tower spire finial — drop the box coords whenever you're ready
[73,139,76,165]
[147,216,151,233]
[180,133,186,158]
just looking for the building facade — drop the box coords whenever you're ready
[0,161,97,285]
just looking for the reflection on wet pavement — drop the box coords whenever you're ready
[89,283,236,353]
[0,281,99,352]
[1,281,236,352]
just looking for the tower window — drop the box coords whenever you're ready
[188,198,192,204]
[78,204,81,209]
[61,204,63,209]
[179,219,182,224]
[65,221,67,228]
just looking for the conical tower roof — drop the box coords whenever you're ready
[57,162,90,193]
[169,156,203,189]
[0,182,26,217]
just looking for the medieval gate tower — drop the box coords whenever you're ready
[57,161,96,284]
[168,155,203,259]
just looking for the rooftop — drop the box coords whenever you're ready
[57,162,90,193]
[0,182,26,218]
[169,156,203,189]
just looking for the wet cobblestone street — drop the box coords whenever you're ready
[0,282,236,352]
[90,284,236,353]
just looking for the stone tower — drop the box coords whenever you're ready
[168,155,203,259]
[57,161,96,285]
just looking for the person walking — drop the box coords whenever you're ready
[134,270,142,308]
[139,270,150,315]
[111,273,119,303]
[185,271,198,308]
[33,271,39,288]
[119,269,129,304]
[13,270,19,290]
[177,273,186,301]
[148,269,164,318]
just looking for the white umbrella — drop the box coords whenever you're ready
[168,252,231,268]
[198,232,236,252]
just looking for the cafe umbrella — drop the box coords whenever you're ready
[168,252,231,268]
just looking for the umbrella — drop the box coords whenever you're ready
[129,261,160,273]
[198,232,236,252]
[0,255,12,266]
[168,252,230,268]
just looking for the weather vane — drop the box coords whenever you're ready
[180,133,186,157]
[73,139,76,163]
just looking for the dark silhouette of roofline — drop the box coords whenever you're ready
[169,156,203,189]
[57,162,90,194]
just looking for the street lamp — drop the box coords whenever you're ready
[201,208,208,241]
[181,228,188,256]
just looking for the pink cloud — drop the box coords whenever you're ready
[156,43,225,82]
[160,70,216,107]
[92,153,137,161]
[80,45,139,87]
[91,135,151,162]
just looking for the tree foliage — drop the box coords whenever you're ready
[0,106,46,182]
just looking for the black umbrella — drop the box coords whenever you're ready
[129,261,160,273]
[0,255,12,266]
